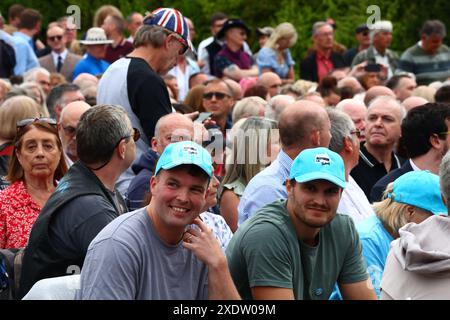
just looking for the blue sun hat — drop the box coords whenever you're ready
[388,170,447,216]
[289,147,346,188]
[155,141,213,178]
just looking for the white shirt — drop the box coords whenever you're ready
[338,176,375,225]
[374,48,393,79]
[51,49,68,68]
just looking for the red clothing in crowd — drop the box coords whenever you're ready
[104,38,134,64]
[0,180,42,248]
[316,51,334,82]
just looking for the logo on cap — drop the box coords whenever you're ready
[315,154,331,166]
[184,146,198,155]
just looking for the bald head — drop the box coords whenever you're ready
[402,96,428,112]
[59,101,91,162]
[338,76,364,93]
[336,99,367,140]
[364,85,395,106]
[279,101,331,152]
[152,113,194,154]
[73,73,99,86]
[302,93,326,107]
[258,72,282,97]
[224,78,243,101]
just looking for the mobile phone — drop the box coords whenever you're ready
[195,112,212,123]
[364,63,381,73]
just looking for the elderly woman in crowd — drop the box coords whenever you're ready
[0,118,68,248]
[218,116,279,232]
[356,170,447,298]
[0,96,41,177]
[232,96,267,123]
[256,22,297,83]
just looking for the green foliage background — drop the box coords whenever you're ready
[2,0,450,76]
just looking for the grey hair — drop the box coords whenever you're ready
[367,95,406,121]
[232,96,267,124]
[421,20,446,38]
[76,105,131,165]
[312,21,332,36]
[439,150,450,212]
[266,94,295,121]
[327,107,356,153]
[23,67,50,83]
[133,24,170,48]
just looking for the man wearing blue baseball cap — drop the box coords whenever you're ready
[226,147,377,300]
[77,141,240,299]
[98,7,194,195]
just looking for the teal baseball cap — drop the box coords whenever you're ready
[388,170,447,216]
[154,141,213,178]
[289,147,346,188]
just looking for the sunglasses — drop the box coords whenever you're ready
[17,118,57,130]
[203,92,230,100]
[129,127,141,142]
[170,33,188,55]
[48,35,63,41]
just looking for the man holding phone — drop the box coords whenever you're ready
[202,79,234,135]
[351,20,398,80]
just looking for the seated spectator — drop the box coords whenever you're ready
[0,96,41,177]
[72,28,112,80]
[231,96,266,123]
[213,19,258,81]
[0,118,68,248]
[219,117,279,232]
[253,26,274,59]
[358,170,447,298]
[256,22,297,83]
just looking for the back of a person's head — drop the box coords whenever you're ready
[232,96,267,123]
[435,85,450,103]
[76,105,130,166]
[0,95,40,141]
[412,85,436,102]
[400,103,450,159]
[18,8,42,30]
[327,108,355,154]
[364,86,395,106]
[184,85,206,112]
[8,4,25,20]
[317,76,339,97]
[243,85,268,100]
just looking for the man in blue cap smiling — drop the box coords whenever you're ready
[77,141,240,299]
[226,147,377,300]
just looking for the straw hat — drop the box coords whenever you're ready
[80,27,113,45]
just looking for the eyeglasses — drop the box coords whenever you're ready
[48,35,63,41]
[60,124,76,136]
[203,92,230,100]
[350,129,362,138]
[17,118,57,130]
[170,33,188,55]
[90,128,140,171]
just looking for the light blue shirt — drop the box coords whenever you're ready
[329,215,392,300]
[237,149,292,226]
[256,47,295,79]
[72,53,110,80]
[12,31,39,75]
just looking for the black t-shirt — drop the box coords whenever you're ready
[48,191,126,263]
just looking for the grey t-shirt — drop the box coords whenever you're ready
[226,199,369,300]
[76,207,209,300]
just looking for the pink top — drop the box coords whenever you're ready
[0,180,42,248]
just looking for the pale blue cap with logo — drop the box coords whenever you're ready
[289,147,346,188]
[154,141,213,178]
[388,170,447,216]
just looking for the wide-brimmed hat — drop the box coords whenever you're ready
[80,27,113,45]
[217,18,251,40]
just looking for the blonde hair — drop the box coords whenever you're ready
[0,96,40,141]
[232,96,267,123]
[372,183,409,236]
[412,85,436,102]
[265,22,297,50]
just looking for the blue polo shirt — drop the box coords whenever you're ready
[72,53,110,80]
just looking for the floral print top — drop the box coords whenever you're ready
[0,180,42,248]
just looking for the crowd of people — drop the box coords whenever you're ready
[1,4,450,301]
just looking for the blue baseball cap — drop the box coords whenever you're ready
[388,170,447,216]
[289,147,346,188]
[154,141,213,178]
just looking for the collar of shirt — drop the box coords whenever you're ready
[278,149,294,180]
[409,159,421,171]
[359,142,401,168]
[13,31,32,42]
[51,49,68,66]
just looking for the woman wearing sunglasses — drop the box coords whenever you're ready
[0,118,68,249]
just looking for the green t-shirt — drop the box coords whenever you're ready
[225,199,368,300]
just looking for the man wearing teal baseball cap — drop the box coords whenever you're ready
[77,141,240,300]
[226,147,377,300]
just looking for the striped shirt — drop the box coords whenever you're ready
[397,43,450,85]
